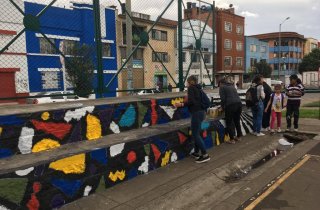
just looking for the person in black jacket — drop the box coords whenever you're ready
[174,76,210,163]
[261,78,273,131]
[219,77,243,144]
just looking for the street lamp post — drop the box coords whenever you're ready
[278,17,290,80]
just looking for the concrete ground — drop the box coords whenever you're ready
[62,118,320,210]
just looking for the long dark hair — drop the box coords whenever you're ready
[253,75,263,84]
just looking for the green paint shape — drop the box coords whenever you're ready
[144,144,150,156]
[0,178,28,204]
[96,177,106,192]
[211,131,216,144]
[137,102,148,128]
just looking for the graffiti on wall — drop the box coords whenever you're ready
[0,97,190,159]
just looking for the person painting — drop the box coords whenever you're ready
[219,77,243,144]
[285,74,305,131]
[264,84,287,134]
[174,76,210,163]
[251,75,266,136]
[261,77,273,131]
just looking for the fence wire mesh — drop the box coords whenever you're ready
[0,0,216,104]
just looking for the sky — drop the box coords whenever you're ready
[27,0,320,40]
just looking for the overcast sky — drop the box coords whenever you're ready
[29,0,320,40]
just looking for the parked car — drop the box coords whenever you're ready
[26,92,88,104]
[137,89,160,95]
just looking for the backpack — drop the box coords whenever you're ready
[246,85,259,107]
[199,89,211,110]
[271,93,285,108]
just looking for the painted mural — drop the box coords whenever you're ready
[0,95,254,209]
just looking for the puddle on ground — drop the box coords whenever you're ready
[224,132,316,183]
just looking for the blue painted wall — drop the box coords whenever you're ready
[25,2,118,97]
[245,36,269,73]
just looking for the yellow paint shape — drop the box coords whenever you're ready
[41,112,50,121]
[109,170,126,182]
[86,114,102,141]
[161,151,172,167]
[171,98,184,106]
[49,154,86,174]
[0,127,2,136]
[216,132,220,146]
[32,139,60,153]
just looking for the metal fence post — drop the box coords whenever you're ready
[93,0,104,97]
[212,1,216,88]
[126,0,133,92]
[178,0,184,91]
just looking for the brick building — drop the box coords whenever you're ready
[184,4,245,85]
[252,32,306,80]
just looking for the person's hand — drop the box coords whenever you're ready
[218,107,223,112]
[264,108,268,113]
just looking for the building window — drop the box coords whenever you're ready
[62,40,78,55]
[152,29,168,41]
[40,38,56,54]
[41,71,59,89]
[236,41,243,51]
[182,52,186,62]
[224,56,232,66]
[224,39,232,50]
[236,57,243,67]
[250,58,257,68]
[250,44,257,52]
[225,22,232,32]
[236,25,243,34]
[191,52,200,62]
[261,46,267,53]
[120,47,143,60]
[152,52,169,63]
[204,54,211,64]
[102,43,111,57]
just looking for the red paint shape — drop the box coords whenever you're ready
[203,131,207,138]
[127,151,137,164]
[151,144,161,164]
[178,132,187,144]
[33,182,41,193]
[31,120,72,140]
[0,68,20,73]
[27,194,39,210]
[151,99,158,125]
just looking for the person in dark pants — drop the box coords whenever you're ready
[219,77,243,144]
[262,78,272,131]
[174,75,210,163]
[285,74,305,131]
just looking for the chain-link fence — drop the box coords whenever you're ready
[0,0,216,104]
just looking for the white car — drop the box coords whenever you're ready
[26,92,88,104]
[137,89,161,95]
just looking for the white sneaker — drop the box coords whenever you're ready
[270,129,275,133]
[267,127,271,131]
[277,128,282,133]
[261,128,267,132]
[294,129,298,132]
[256,132,265,137]
[252,132,257,136]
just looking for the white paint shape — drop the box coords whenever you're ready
[15,167,34,176]
[159,106,177,119]
[110,143,125,157]
[18,127,34,154]
[110,121,120,134]
[83,185,92,196]
[138,156,149,174]
[142,122,150,128]
[64,106,95,122]
[171,152,178,163]
[219,119,226,128]
[0,205,10,210]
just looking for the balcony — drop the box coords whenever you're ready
[269,46,302,53]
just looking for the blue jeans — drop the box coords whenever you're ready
[252,101,264,133]
[191,111,207,155]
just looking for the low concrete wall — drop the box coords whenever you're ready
[0,91,254,209]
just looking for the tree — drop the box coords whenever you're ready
[299,48,320,74]
[254,60,272,78]
[65,44,94,97]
